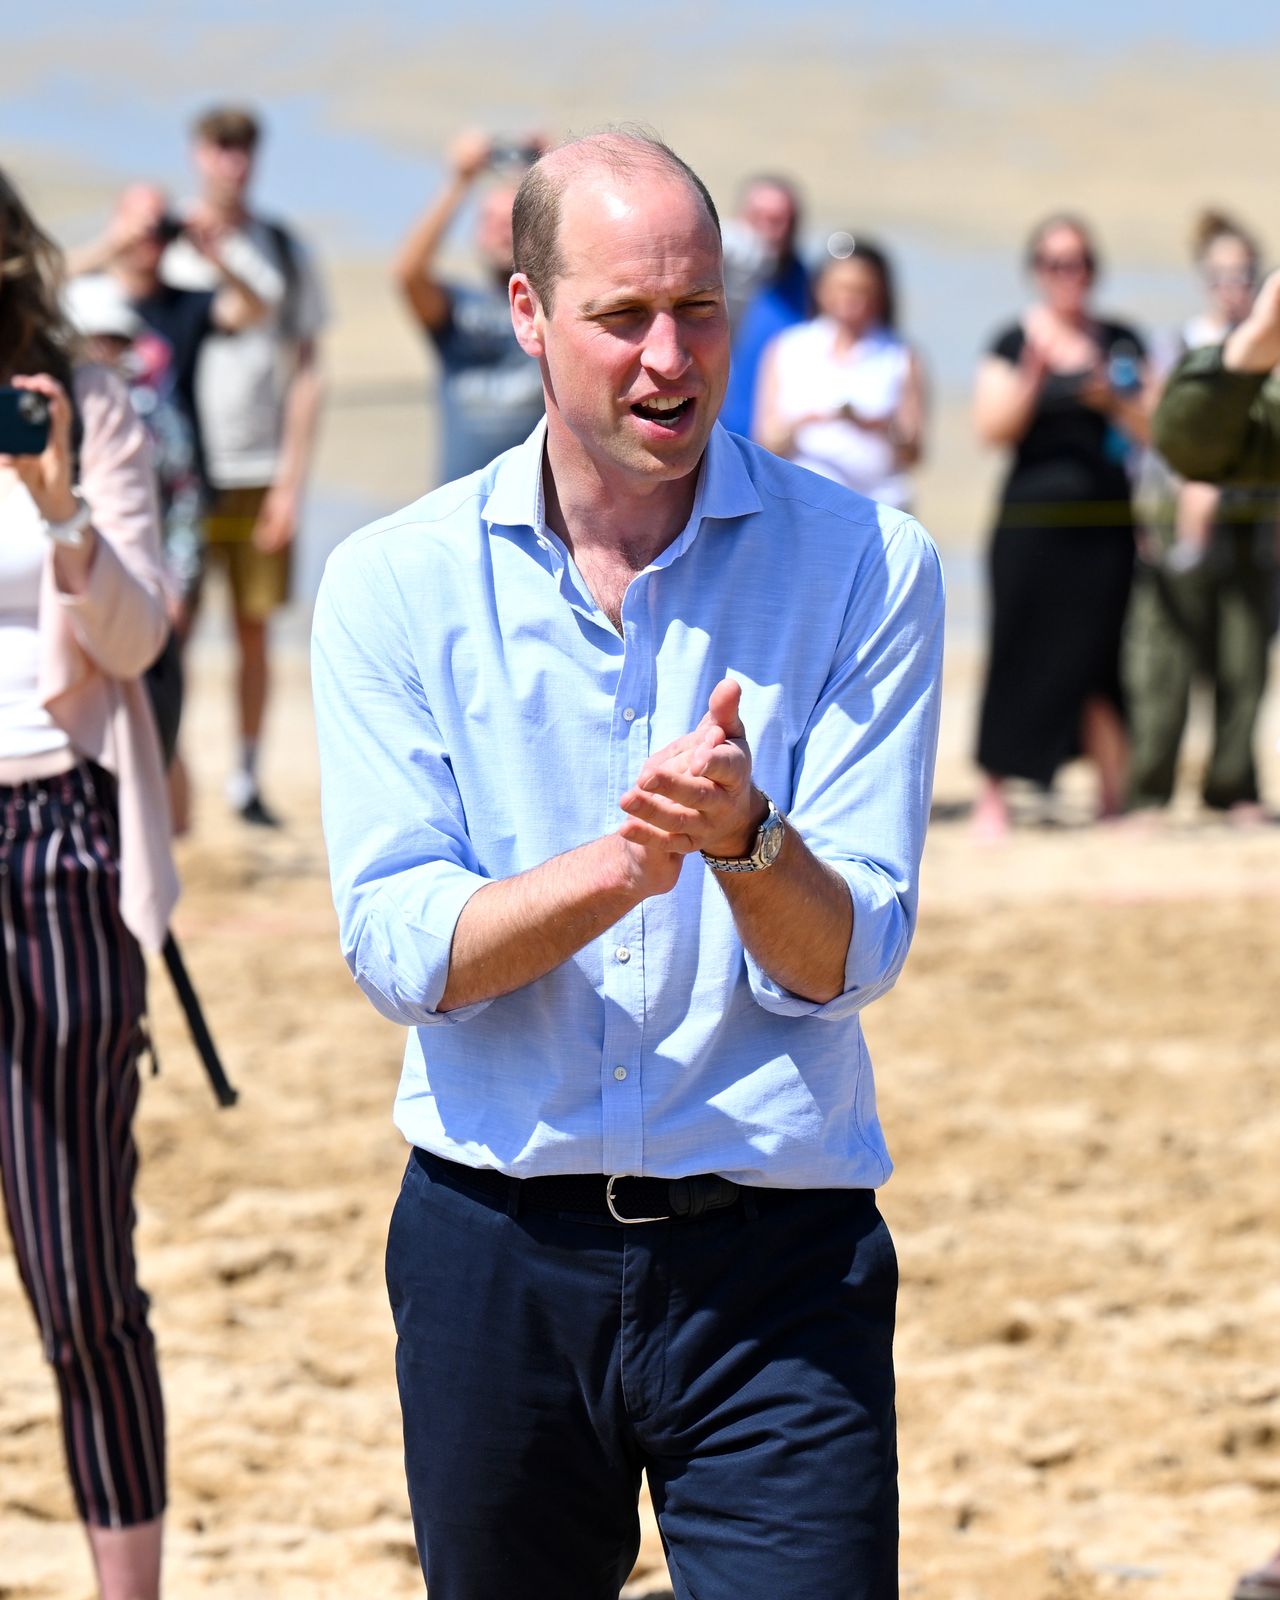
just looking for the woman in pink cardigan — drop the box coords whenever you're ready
[1,167,177,1600]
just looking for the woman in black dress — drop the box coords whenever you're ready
[973,215,1150,837]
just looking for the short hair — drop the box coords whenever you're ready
[512,128,721,313]
[1024,212,1100,278]
[192,105,261,150]
[738,173,803,214]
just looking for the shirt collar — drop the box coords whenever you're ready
[480,418,763,540]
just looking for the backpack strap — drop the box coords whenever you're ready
[260,218,302,344]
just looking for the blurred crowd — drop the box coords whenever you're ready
[9,110,1279,837]
[4,105,1280,1600]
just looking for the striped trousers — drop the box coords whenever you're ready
[0,762,166,1527]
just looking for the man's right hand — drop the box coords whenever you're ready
[1225,269,1280,375]
[612,827,689,901]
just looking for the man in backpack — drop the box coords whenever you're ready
[164,104,327,827]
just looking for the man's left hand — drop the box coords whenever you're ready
[618,678,768,860]
[252,484,297,553]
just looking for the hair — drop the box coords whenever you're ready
[0,167,78,388]
[192,104,261,150]
[512,127,721,313]
[738,173,803,212]
[822,237,898,330]
[1024,212,1099,278]
[1191,208,1260,270]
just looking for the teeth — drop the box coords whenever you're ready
[638,396,688,412]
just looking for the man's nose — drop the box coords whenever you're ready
[642,312,692,379]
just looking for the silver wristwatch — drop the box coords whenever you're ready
[701,795,785,874]
[42,489,93,549]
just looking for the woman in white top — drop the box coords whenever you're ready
[753,236,927,510]
[1,166,175,1600]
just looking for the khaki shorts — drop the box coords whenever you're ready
[204,486,292,621]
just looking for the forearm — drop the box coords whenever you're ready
[65,236,119,278]
[274,349,324,491]
[1104,390,1150,447]
[975,375,1039,447]
[392,179,468,326]
[212,260,268,330]
[716,823,852,1005]
[439,834,646,1012]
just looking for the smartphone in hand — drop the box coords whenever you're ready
[0,387,51,456]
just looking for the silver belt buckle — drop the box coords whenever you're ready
[606,1174,670,1225]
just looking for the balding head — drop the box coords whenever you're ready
[512,130,720,313]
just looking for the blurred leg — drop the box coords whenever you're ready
[1204,542,1269,809]
[1080,697,1129,818]
[1123,565,1195,810]
[87,1517,162,1600]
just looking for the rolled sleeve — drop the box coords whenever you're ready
[746,512,944,1020]
[311,532,491,1027]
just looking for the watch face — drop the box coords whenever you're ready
[757,809,784,867]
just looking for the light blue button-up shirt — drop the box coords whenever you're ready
[312,421,944,1189]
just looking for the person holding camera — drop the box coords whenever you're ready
[68,182,265,834]
[972,213,1150,838]
[0,166,178,1600]
[392,126,548,484]
[68,182,264,500]
[162,105,327,830]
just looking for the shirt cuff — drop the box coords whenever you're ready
[353,864,492,1026]
[743,861,911,1021]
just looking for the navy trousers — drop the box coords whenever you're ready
[387,1147,898,1599]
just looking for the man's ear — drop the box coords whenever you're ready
[509,272,545,358]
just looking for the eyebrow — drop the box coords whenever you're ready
[579,283,725,317]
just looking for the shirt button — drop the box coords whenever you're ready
[613,1066,628,1082]
[614,946,631,964]
[622,707,636,722]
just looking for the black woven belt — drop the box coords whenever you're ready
[416,1148,742,1224]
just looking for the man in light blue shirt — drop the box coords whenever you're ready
[313,130,943,1600]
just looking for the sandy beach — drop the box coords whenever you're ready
[4,19,1280,1593]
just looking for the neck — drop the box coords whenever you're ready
[541,423,701,568]
[1043,303,1089,330]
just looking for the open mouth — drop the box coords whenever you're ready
[630,395,694,427]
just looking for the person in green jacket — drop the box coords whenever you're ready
[1159,270,1280,1600]
[1154,267,1280,484]
[1127,224,1279,817]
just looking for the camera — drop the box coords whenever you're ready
[488,140,540,170]
[152,213,186,246]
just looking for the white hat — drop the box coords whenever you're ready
[65,274,143,342]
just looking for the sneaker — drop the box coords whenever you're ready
[238,792,282,829]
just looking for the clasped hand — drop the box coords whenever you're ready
[614,678,767,896]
